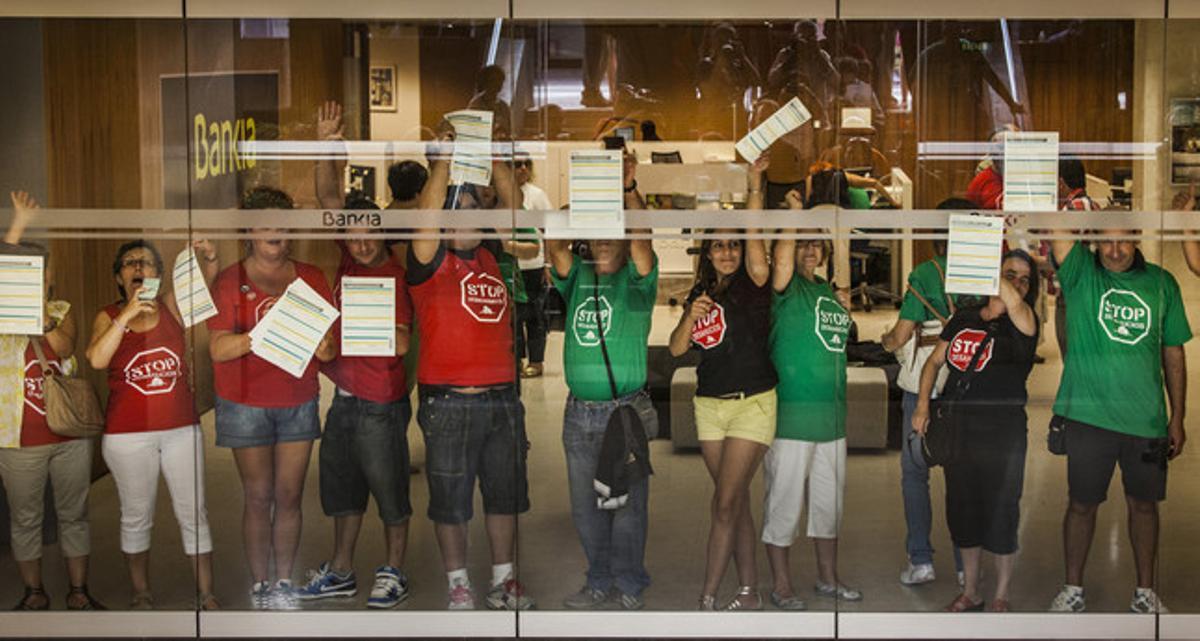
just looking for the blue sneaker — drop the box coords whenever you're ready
[367,566,410,609]
[296,562,357,600]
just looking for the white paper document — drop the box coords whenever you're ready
[250,279,340,378]
[945,214,1006,296]
[171,248,217,327]
[339,276,396,357]
[1003,131,1059,212]
[565,149,625,238]
[735,97,813,163]
[0,254,44,335]
[446,109,494,187]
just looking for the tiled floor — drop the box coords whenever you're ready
[2,304,1198,621]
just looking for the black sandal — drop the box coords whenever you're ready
[13,586,49,611]
[66,585,107,611]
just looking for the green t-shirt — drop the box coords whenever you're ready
[770,274,850,441]
[552,254,659,401]
[497,250,528,304]
[898,255,959,323]
[1053,242,1192,438]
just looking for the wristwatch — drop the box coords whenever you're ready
[624,179,638,193]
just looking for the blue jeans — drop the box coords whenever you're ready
[901,392,962,570]
[562,391,657,598]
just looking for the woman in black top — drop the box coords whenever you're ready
[669,158,778,610]
[912,250,1040,613]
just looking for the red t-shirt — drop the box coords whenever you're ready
[407,243,514,387]
[21,340,71,448]
[207,260,333,407]
[967,166,1004,210]
[321,244,414,404]
[102,305,199,433]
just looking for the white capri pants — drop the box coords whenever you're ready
[761,437,847,545]
[101,425,212,555]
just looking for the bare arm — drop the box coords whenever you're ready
[209,329,253,363]
[503,239,540,261]
[911,339,949,435]
[771,234,796,293]
[623,152,654,276]
[1164,344,1187,459]
[44,308,77,360]
[546,238,574,279]
[996,277,1037,337]
[314,101,347,210]
[668,293,713,357]
[744,157,770,287]
[85,296,154,369]
[411,145,451,266]
[6,190,39,245]
[395,324,411,357]
[881,318,917,353]
[1173,185,1200,277]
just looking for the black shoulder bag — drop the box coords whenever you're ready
[921,328,992,467]
[590,271,653,510]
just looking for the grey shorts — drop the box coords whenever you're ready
[214,396,320,449]
[319,394,413,524]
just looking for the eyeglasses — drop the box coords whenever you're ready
[121,258,155,270]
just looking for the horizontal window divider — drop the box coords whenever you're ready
[517,611,836,638]
[197,610,516,637]
[836,612,1158,639]
[0,612,196,638]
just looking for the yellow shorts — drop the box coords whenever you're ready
[694,389,777,447]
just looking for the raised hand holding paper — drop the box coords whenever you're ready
[0,254,44,335]
[137,277,160,301]
[735,97,813,163]
[250,278,340,378]
[340,276,396,357]
[172,247,217,327]
[945,214,1005,296]
[445,109,494,187]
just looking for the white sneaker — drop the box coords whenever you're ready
[270,580,301,610]
[1130,588,1168,614]
[1049,585,1086,612]
[249,581,272,610]
[447,583,475,610]
[899,563,936,586]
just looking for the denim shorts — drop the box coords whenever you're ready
[319,394,413,524]
[214,396,321,449]
[417,385,530,524]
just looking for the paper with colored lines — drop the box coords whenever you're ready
[171,248,217,328]
[1003,131,1059,212]
[735,97,813,163]
[567,149,625,237]
[339,276,395,357]
[945,214,1005,296]
[446,109,494,187]
[249,278,339,378]
[0,254,44,335]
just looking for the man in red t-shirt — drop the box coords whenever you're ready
[406,137,533,611]
[295,193,418,609]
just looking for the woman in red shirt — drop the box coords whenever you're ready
[0,191,100,610]
[206,187,335,609]
[85,238,220,610]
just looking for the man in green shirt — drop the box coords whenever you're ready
[1046,231,1190,614]
[544,152,660,611]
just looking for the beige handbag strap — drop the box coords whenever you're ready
[27,337,55,378]
[929,259,956,316]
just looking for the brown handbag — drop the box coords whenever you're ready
[29,338,105,438]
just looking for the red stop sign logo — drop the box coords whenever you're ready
[947,328,994,372]
[459,271,508,324]
[691,303,727,350]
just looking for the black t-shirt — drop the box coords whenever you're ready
[939,307,1038,418]
[690,269,778,397]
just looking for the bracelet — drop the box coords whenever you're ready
[624,179,638,193]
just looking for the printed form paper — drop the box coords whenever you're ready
[172,248,217,328]
[945,214,1005,296]
[735,97,813,163]
[250,279,340,378]
[1003,131,1059,212]
[446,109,494,187]
[0,254,44,335]
[340,276,396,357]
[564,149,625,239]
